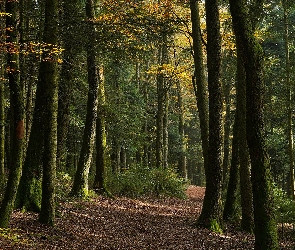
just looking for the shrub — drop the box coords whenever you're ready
[106,165,188,199]
[273,186,295,225]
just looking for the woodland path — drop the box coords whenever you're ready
[0,186,293,249]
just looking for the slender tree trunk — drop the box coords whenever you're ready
[222,82,231,185]
[0,0,6,184]
[71,0,99,197]
[229,0,279,248]
[283,0,295,200]
[176,81,187,178]
[223,112,239,221]
[189,0,209,172]
[236,47,254,233]
[93,67,106,192]
[0,0,25,228]
[156,32,169,169]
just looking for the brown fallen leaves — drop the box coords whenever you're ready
[0,185,294,249]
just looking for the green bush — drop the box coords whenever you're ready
[106,165,188,199]
[55,172,73,202]
[273,186,295,225]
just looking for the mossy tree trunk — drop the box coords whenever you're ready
[93,68,107,193]
[229,0,279,249]
[0,0,25,228]
[236,46,254,233]
[38,0,59,226]
[223,112,240,221]
[17,2,48,211]
[197,0,223,230]
[0,0,6,184]
[57,0,85,172]
[176,81,187,179]
[71,0,99,197]
[283,0,295,200]
[189,0,209,172]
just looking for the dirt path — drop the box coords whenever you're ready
[0,186,293,249]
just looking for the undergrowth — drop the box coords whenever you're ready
[106,165,189,199]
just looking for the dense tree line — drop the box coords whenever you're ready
[1,0,295,249]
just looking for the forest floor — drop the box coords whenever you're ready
[0,185,294,249]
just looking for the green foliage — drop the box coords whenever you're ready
[273,186,295,225]
[55,172,73,202]
[106,165,188,199]
[209,219,223,234]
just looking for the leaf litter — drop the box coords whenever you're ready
[0,185,294,249]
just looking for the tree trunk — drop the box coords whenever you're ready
[0,0,25,228]
[57,0,84,172]
[71,0,99,197]
[197,0,223,230]
[189,0,209,172]
[38,0,59,226]
[236,47,254,233]
[222,82,232,185]
[0,0,6,184]
[223,112,239,221]
[283,0,295,200]
[176,81,187,178]
[93,74,107,192]
[229,0,279,248]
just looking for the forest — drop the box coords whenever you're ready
[0,0,295,249]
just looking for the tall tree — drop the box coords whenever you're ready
[156,32,169,169]
[236,46,254,233]
[0,0,25,228]
[229,0,279,248]
[38,0,59,225]
[93,67,107,193]
[283,0,295,200]
[223,111,240,221]
[189,0,209,173]
[71,0,99,197]
[57,0,84,172]
[197,0,223,230]
[0,2,6,184]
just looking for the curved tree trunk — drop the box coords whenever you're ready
[229,0,279,248]
[197,0,223,230]
[71,0,99,197]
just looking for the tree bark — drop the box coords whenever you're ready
[229,0,279,248]
[156,32,169,169]
[283,0,295,200]
[57,0,84,172]
[176,81,187,178]
[189,0,209,172]
[0,0,6,184]
[0,0,25,228]
[223,112,239,221]
[197,0,223,230]
[236,46,254,233]
[38,0,59,226]
[71,0,99,197]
